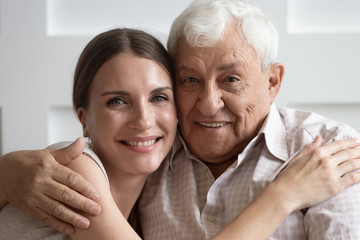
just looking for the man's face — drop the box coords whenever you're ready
[174,23,282,165]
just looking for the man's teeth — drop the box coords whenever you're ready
[199,122,226,128]
[127,140,156,147]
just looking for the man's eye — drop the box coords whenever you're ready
[185,77,198,83]
[107,98,125,105]
[225,76,239,83]
[177,77,202,92]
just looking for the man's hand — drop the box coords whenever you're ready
[0,138,101,234]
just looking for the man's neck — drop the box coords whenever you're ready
[205,157,237,179]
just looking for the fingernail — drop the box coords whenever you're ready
[89,192,100,202]
[90,205,101,215]
[77,219,90,229]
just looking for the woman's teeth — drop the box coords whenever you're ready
[127,139,156,147]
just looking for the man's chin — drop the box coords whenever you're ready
[191,144,233,163]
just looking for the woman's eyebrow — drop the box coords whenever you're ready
[101,91,129,96]
[100,87,172,96]
[151,86,173,94]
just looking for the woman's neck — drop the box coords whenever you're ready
[106,169,147,219]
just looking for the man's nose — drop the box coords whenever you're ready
[196,82,224,117]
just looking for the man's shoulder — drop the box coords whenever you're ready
[278,107,360,141]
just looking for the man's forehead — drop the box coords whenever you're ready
[176,33,253,58]
[175,42,250,69]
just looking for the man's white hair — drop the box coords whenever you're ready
[167,0,279,70]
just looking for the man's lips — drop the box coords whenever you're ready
[198,122,228,128]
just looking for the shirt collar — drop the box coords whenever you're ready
[168,130,206,169]
[259,103,289,161]
[168,130,187,169]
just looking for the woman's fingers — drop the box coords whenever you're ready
[317,138,360,162]
[321,139,360,180]
[299,137,360,177]
[331,147,360,167]
[276,137,360,210]
[339,171,360,190]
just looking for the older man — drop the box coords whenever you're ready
[1,0,360,239]
[138,0,360,239]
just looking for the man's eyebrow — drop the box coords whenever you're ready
[218,63,237,71]
[177,66,197,73]
[179,63,239,72]
[101,91,129,96]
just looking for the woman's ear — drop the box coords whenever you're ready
[268,63,285,103]
[77,108,89,138]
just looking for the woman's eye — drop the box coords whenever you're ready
[107,98,125,105]
[151,95,168,102]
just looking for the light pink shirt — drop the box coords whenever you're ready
[139,104,360,239]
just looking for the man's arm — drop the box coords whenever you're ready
[0,186,6,210]
[211,137,360,240]
[0,138,101,234]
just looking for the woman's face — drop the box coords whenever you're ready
[78,52,177,177]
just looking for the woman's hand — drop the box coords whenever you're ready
[273,136,360,212]
[0,138,101,234]
[211,136,360,240]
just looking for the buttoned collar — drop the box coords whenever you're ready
[259,103,289,162]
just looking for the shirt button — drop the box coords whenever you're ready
[207,215,215,223]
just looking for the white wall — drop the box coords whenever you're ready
[0,0,359,154]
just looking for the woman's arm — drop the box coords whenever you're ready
[1,137,359,239]
[211,136,360,240]
[69,136,360,240]
[65,153,140,240]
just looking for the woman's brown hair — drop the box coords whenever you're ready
[73,28,174,111]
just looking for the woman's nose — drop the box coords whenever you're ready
[127,102,155,130]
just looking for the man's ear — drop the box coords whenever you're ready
[268,63,285,103]
[77,108,89,138]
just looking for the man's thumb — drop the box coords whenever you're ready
[49,137,86,165]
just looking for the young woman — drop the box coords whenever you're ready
[0,27,177,240]
[0,28,360,240]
